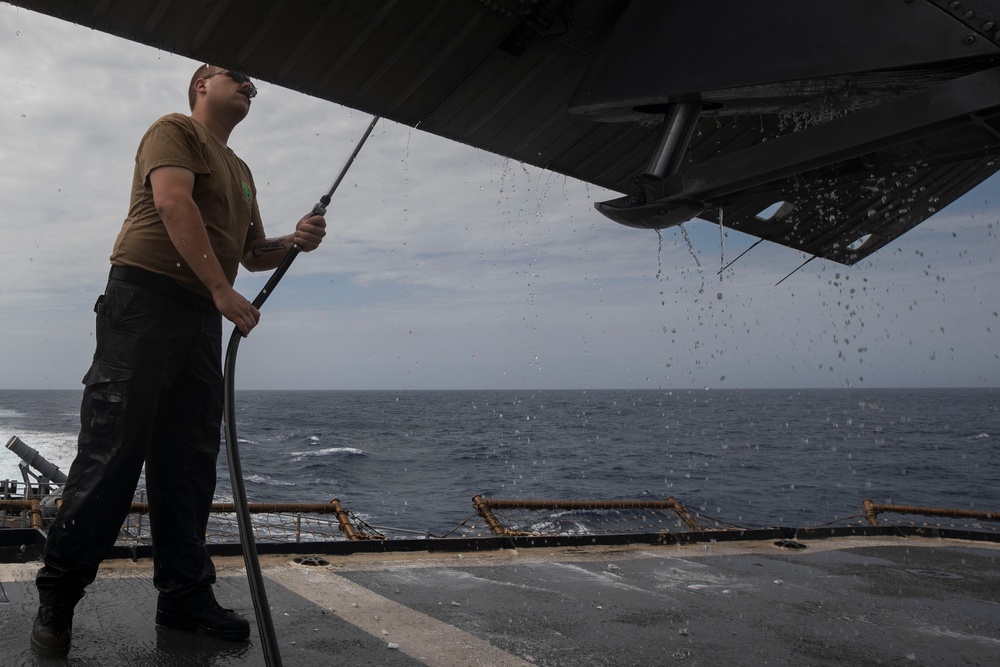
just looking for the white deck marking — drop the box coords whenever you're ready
[267,565,535,667]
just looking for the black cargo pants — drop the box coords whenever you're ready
[37,266,224,603]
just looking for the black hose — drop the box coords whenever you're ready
[222,250,296,667]
[221,116,379,667]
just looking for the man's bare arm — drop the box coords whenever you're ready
[150,165,260,335]
[242,212,327,272]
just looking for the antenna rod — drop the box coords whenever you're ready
[717,238,764,274]
[775,255,816,286]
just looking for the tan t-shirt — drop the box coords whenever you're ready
[110,113,265,299]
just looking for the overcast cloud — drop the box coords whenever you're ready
[1,5,998,390]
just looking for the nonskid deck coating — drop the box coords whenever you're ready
[0,536,997,666]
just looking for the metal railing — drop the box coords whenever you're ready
[469,494,737,537]
[861,499,998,527]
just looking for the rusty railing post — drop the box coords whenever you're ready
[473,495,509,536]
[862,499,880,526]
[666,496,702,532]
[330,499,360,540]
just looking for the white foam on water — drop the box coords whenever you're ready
[244,473,295,487]
[290,447,366,459]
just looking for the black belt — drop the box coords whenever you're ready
[109,265,215,312]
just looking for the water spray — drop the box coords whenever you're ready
[222,115,379,667]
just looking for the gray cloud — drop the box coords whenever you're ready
[2,6,999,390]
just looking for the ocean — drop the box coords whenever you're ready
[1,388,997,535]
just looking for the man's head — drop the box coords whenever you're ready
[188,65,257,112]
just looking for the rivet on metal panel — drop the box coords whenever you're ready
[948,1,961,10]
[964,10,975,19]
[984,21,995,31]
[964,34,977,44]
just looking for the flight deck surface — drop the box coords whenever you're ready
[1,536,997,666]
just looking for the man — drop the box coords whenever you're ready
[30,64,327,657]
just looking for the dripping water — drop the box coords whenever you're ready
[678,223,705,298]
[718,207,725,280]
[655,228,664,303]
[678,223,701,268]
[654,228,674,385]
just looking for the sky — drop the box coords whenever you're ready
[1,5,998,391]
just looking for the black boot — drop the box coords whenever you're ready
[31,603,76,657]
[155,588,250,641]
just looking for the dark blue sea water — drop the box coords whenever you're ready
[1,389,997,535]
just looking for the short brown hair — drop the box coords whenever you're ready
[188,64,218,110]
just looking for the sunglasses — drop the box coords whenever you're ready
[204,70,258,99]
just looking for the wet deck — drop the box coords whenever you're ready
[1,536,998,666]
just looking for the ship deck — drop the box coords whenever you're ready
[1,534,998,666]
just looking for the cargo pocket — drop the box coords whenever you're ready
[90,281,144,369]
[77,362,134,456]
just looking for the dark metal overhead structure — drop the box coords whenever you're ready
[9,0,1000,265]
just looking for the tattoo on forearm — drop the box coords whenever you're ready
[252,239,287,257]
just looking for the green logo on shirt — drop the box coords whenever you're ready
[242,180,252,202]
